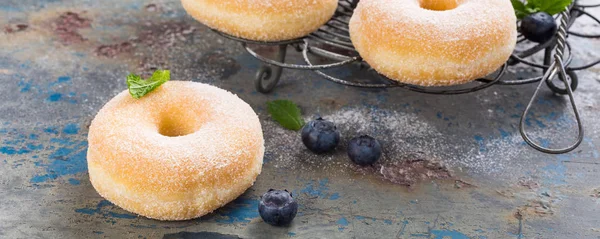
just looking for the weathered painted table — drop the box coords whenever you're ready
[1,1,600,238]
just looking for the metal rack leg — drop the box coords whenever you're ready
[543,46,553,69]
[542,30,578,95]
[519,4,584,154]
[255,44,287,93]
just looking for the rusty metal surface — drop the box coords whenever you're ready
[1,1,600,238]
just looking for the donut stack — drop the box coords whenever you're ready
[182,0,517,86]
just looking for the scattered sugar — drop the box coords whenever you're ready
[263,107,534,181]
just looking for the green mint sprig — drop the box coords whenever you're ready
[511,0,573,19]
[267,100,305,131]
[127,70,170,99]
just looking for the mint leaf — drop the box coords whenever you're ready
[267,100,305,131]
[538,0,572,15]
[526,0,542,10]
[126,70,170,99]
[522,0,572,17]
[511,0,529,19]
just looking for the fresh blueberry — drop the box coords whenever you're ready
[258,189,298,226]
[301,117,340,154]
[348,135,382,166]
[521,12,557,43]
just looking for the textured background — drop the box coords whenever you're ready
[1,0,600,238]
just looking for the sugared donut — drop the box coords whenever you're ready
[87,81,264,221]
[181,0,339,41]
[349,0,517,86]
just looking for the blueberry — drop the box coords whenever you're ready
[348,135,382,166]
[521,12,557,43]
[258,189,298,226]
[301,117,340,154]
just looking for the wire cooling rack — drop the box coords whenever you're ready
[211,0,600,154]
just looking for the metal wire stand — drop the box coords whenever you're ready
[212,0,600,154]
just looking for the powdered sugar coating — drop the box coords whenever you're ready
[87,81,264,221]
[349,0,518,86]
[181,0,338,41]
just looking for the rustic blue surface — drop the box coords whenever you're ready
[1,0,600,238]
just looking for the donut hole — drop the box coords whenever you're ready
[158,117,200,137]
[157,109,205,137]
[419,0,460,11]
